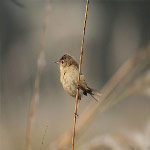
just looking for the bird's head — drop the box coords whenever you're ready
[55,54,78,68]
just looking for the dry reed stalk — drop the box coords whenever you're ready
[72,0,89,150]
[0,43,2,127]
[56,47,150,150]
[24,2,50,150]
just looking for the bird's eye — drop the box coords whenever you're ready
[61,60,64,64]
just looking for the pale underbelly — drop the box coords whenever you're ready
[61,73,82,98]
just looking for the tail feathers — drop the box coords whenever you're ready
[87,87,102,101]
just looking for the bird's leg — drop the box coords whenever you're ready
[74,90,81,117]
[76,84,82,103]
[78,95,81,103]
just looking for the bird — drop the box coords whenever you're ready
[55,54,101,101]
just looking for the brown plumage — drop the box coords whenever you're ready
[55,54,101,101]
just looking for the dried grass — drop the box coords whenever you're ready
[81,120,150,150]
[24,2,50,150]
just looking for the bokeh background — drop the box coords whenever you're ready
[1,0,150,150]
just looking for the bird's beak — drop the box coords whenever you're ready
[55,60,60,64]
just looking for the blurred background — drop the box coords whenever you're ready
[1,0,150,150]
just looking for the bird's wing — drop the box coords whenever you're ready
[79,75,88,89]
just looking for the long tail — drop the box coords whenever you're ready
[86,87,102,101]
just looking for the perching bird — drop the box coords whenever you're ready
[55,54,101,101]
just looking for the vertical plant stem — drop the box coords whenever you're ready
[72,0,89,150]
[0,41,2,133]
[24,2,50,150]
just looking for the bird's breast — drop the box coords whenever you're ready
[60,66,78,85]
[60,66,79,97]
